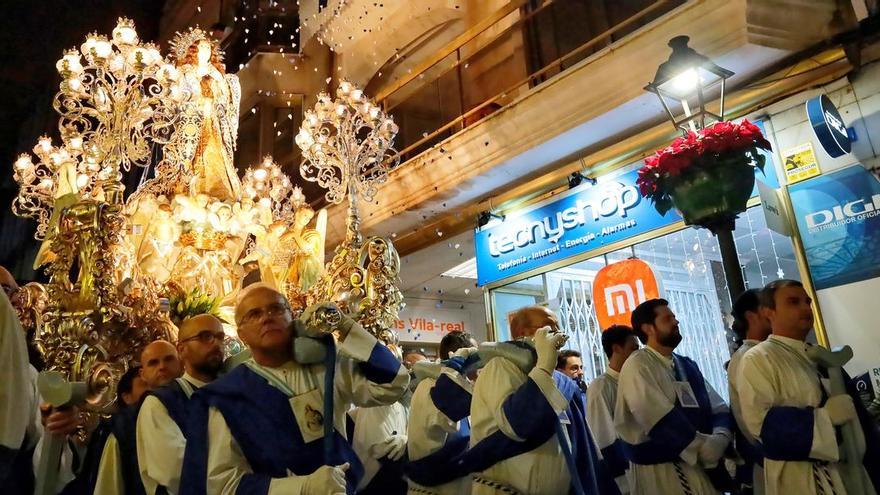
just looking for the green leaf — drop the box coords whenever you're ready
[654,197,673,216]
[754,152,766,173]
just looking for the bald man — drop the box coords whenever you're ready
[140,340,184,389]
[95,341,182,495]
[180,284,410,495]
[468,305,608,495]
[137,315,225,494]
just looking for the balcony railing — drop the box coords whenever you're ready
[374,0,685,164]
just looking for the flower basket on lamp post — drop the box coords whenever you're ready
[637,119,772,298]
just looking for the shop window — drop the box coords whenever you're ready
[489,205,799,400]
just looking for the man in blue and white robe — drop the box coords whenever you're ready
[586,325,639,494]
[136,314,226,494]
[737,280,878,495]
[727,289,771,495]
[180,284,409,495]
[467,305,607,495]
[405,350,476,495]
[616,299,732,495]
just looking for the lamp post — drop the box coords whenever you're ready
[645,36,746,302]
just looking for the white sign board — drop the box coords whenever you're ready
[756,179,791,236]
[394,305,474,344]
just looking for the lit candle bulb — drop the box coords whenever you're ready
[14,154,32,171]
[93,39,113,60]
[112,18,138,45]
[81,34,99,58]
[37,136,52,154]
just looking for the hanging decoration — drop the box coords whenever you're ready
[636,119,771,232]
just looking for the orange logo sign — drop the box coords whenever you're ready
[592,259,660,330]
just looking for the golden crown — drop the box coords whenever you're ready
[169,26,222,63]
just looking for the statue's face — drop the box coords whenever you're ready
[197,40,212,66]
[296,209,314,227]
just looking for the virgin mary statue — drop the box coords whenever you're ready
[169,28,241,201]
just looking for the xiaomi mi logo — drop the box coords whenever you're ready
[593,259,660,330]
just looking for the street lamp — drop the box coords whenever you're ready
[645,36,746,303]
[645,36,734,135]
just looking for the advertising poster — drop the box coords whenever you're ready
[789,165,880,289]
[782,142,821,184]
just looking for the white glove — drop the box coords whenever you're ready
[823,394,857,426]
[697,431,729,468]
[450,346,478,359]
[301,463,349,495]
[371,434,407,461]
[534,326,567,373]
[300,302,356,338]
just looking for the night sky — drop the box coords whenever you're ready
[0,1,165,281]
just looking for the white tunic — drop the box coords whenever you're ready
[737,335,873,495]
[407,369,473,495]
[727,339,764,495]
[586,369,629,494]
[615,347,727,495]
[0,291,32,464]
[0,292,75,493]
[469,357,570,495]
[205,324,409,494]
[136,373,207,495]
[94,433,123,495]
[350,401,408,490]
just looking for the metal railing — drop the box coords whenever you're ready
[375,0,685,163]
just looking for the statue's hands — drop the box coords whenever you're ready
[300,302,356,339]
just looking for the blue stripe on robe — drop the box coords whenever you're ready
[760,406,814,461]
[501,375,558,440]
[356,342,403,384]
[111,401,147,495]
[429,373,471,422]
[408,365,611,494]
[150,379,190,438]
[622,406,696,465]
[180,365,364,495]
[600,439,629,479]
[559,372,617,495]
[622,354,728,466]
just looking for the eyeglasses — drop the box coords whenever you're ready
[179,330,227,345]
[237,302,290,326]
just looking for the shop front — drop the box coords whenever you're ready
[474,59,880,404]
[474,129,797,400]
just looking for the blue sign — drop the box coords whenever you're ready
[790,165,880,290]
[806,95,851,158]
[474,169,682,286]
[474,121,778,286]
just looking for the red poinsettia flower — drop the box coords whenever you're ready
[636,119,773,214]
